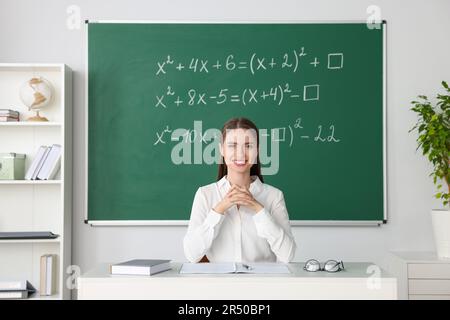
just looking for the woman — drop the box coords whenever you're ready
[183,117,296,263]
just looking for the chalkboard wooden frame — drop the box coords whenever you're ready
[84,20,387,226]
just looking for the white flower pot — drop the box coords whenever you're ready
[431,209,450,259]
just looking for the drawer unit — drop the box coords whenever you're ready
[389,252,450,300]
[409,279,450,295]
[408,263,450,279]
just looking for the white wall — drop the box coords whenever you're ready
[1,0,449,279]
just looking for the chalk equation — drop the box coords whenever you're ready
[153,117,341,148]
[155,50,344,76]
[154,83,321,109]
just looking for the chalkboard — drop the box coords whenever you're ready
[87,22,386,225]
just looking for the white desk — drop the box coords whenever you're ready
[77,262,397,300]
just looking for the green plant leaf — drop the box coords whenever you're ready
[410,82,450,208]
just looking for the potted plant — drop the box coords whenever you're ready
[410,81,450,258]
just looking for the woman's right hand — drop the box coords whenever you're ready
[213,185,248,214]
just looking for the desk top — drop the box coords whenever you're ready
[391,251,450,264]
[81,262,395,280]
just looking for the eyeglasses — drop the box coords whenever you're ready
[303,259,345,273]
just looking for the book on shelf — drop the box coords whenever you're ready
[0,116,19,122]
[25,144,61,180]
[30,146,50,180]
[0,279,34,291]
[0,109,19,122]
[110,259,172,276]
[0,231,59,240]
[0,291,29,299]
[37,144,61,180]
[0,109,19,116]
[25,146,46,180]
[0,280,36,299]
[40,254,57,296]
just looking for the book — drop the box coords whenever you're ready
[0,112,19,117]
[110,259,171,276]
[25,146,47,180]
[0,109,19,117]
[40,256,46,295]
[47,151,62,180]
[40,254,56,296]
[0,280,36,299]
[32,146,50,180]
[0,231,59,240]
[0,280,34,291]
[0,116,19,122]
[47,255,56,295]
[179,262,291,274]
[0,291,29,299]
[36,144,61,180]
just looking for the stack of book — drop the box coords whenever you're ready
[25,144,62,180]
[40,254,56,296]
[0,280,36,299]
[0,109,19,122]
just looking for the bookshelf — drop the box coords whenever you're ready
[0,63,72,300]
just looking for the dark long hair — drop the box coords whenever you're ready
[217,117,264,183]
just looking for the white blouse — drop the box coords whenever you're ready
[183,175,297,263]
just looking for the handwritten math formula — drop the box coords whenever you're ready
[150,47,345,150]
[154,50,344,109]
[153,117,341,148]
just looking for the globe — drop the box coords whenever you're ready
[19,77,53,121]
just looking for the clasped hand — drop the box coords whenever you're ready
[213,185,263,214]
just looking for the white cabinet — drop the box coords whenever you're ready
[389,252,450,300]
[0,63,72,299]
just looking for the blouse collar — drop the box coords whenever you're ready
[217,175,263,195]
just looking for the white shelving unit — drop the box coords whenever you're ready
[0,63,72,300]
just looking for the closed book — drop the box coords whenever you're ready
[37,144,61,180]
[0,116,19,122]
[0,109,19,117]
[46,254,56,295]
[0,108,19,113]
[0,291,29,299]
[110,259,171,276]
[40,255,47,296]
[32,146,50,180]
[0,231,58,240]
[25,146,47,180]
[47,157,61,180]
[0,280,29,291]
[0,280,35,299]
[46,147,62,180]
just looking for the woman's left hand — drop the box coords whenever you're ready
[232,185,264,213]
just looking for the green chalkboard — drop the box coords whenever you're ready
[87,22,386,224]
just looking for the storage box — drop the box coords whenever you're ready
[0,153,26,180]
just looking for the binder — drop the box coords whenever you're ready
[25,146,47,180]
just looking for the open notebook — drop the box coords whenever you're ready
[179,262,290,274]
